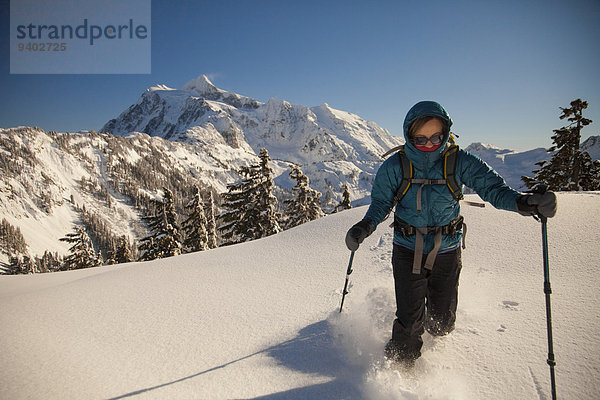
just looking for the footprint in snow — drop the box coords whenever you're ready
[501,300,520,311]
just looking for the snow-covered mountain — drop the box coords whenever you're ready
[102,75,403,203]
[581,135,600,160]
[466,137,600,191]
[1,192,598,399]
[465,142,551,190]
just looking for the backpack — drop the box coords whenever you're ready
[381,140,463,212]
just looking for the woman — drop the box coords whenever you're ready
[345,101,556,365]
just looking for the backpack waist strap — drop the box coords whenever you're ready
[393,215,464,237]
[392,215,466,274]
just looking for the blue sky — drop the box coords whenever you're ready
[1,0,599,151]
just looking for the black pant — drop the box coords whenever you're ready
[390,244,462,360]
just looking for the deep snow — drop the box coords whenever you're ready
[1,192,599,399]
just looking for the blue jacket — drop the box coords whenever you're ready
[364,101,521,253]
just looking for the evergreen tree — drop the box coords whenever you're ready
[60,226,102,270]
[284,165,324,229]
[115,235,135,263]
[323,191,335,214]
[7,256,20,274]
[76,207,120,261]
[0,218,28,256]
[182,186,209,252]
[205,191,218,249]
[104,240,117,265]
[218,148,281,244]
[36,253,49,273]
[576,151,600,190]
[22,255,37,274]
[523,99,599,190]
[335,184,352,212]
[7,255,24,274]
[39,250,62,272]
[6,254,36,274]
[138,188,182,260]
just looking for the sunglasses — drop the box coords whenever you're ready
[411,132,444,146]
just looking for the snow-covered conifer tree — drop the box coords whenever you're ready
[218,149,281,245]
[284,165,324,229]
[60,226,102,270]
[115,235,134,264]
[138,188,182,260]
[39,250,61,272]
[104,240,117,265]
[335,184,352,212]
[0,218,28,256]
[523,99,599,190]
[205,191,218,249]
[576,151,600,190]
[182,186,209,253]
[6,254,38,274]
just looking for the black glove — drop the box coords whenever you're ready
[516,192,557,218]
[345,220,374,251]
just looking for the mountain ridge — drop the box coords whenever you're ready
[464,138,600,190]
[101,74,404,205]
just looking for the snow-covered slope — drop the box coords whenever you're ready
[0,126,268,258]
[102,75,403,203]
[1,192,598,399]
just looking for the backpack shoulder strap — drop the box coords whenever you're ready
[381,145,404,159]
[394,146,413,203]
[384,143,462,218]
[443,144,464,200]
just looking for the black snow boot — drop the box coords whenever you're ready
[425,313,455,337]
[384,339,419,368]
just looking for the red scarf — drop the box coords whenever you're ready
[415,143,442,152]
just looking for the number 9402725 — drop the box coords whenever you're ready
[18,42,67,52]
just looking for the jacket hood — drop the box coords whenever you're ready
[403,101,453,139]
[403,101,453,162]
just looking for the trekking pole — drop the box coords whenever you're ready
[339,251,355,313]
[532,184,557,400]
[540,214,557,400]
